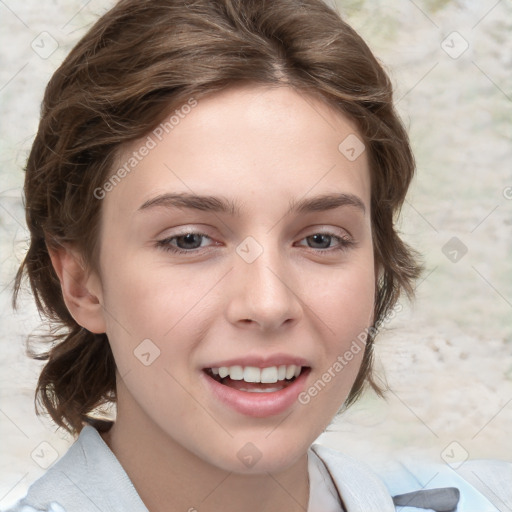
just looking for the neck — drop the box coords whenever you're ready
[101,385,310,512]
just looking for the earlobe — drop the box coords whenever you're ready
[47,243,107,334]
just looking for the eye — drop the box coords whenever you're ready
[296,232,354,253]
[156,232,215,254]
[156,230,354,256]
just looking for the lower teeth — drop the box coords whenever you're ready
[238,387,284,393]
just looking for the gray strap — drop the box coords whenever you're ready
[392,487,460,511]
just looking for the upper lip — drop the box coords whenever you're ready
[203,353,311,369]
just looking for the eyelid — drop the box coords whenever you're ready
[300,225,352,239]
[155,226,355,256]
[294,231,355,252]
[156,231,217,254]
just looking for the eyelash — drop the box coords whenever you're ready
[156,231,355,256]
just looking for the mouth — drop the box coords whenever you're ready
[203,364,310,393]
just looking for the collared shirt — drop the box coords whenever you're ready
[307,448,345,511]
[4,426,511,512]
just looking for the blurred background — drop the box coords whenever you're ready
[1,0,511,507]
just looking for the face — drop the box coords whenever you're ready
[94,84,375,474]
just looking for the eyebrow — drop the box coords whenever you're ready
[138,192,366,216]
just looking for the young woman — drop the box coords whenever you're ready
[7,0,510,510]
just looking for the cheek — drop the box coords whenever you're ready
[299,304,372,428]
[304,255,375,402]
[100,251,196,327]
[309,252,376,337]
[98,253,219,372]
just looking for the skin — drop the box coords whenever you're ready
[51,84,376,511]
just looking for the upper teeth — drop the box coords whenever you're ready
[211,365,302,383]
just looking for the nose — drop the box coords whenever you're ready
[225,241,303,332]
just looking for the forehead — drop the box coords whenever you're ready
[103,84,371,219]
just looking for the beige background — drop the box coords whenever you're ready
[1,0,511,508]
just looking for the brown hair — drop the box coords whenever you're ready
[13,0,422,435]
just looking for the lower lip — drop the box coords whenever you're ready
[201,369,310,418]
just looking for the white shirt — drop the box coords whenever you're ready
[307,447,344,511]
[5,425,510,512]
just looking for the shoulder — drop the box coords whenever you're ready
[456,458,512,506]
[310,443,396,510]
[311,443,512,512]
[3,426,147,512]
[3,431,91,512]
[4,503,67,512]
[377,456,511,512]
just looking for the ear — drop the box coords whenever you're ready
[47,244,107,334]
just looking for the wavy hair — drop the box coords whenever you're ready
[13,0,422,435]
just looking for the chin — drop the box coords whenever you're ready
[198,434,312,475]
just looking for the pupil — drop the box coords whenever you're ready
[309,234,330,249]
[176,234,331,250]
[178,233,202,249]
